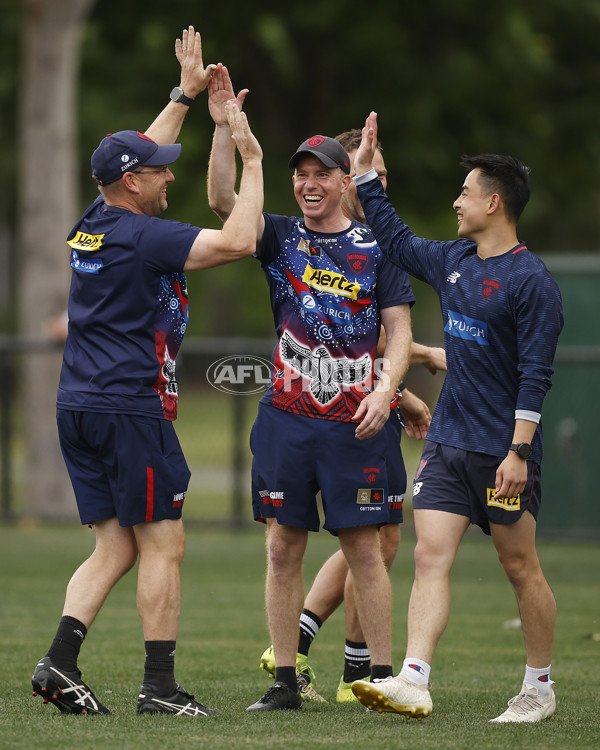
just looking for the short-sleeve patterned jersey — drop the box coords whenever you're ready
[57,196,200,420]
[256,213,415,421]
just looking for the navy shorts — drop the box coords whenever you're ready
[250,404,390,533]
[385,414,406,524]
[412,441,542,536]
[57,409,191,527]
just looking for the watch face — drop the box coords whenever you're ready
[518,443,532,459]
[170,87,183,102]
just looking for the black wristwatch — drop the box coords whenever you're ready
[169,86,194,106]
[509,443,533,460]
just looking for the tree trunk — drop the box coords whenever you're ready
[18,0,95,519]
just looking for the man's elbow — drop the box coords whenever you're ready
[219,235,256,261]
[208,196,231,223]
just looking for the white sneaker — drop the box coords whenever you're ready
[490,682,556,723]
[351,675,432,720]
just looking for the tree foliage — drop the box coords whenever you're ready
[2,0,600,337]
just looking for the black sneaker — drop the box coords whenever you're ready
[31,656,110,715]
[246,681,303,712]
[137,683,218,716]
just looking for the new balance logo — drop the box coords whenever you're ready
[447,271,461,284]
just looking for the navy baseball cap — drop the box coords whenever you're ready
[91,130,182,185]
[289,135,350,174]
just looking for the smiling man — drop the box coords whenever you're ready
[207,66,415,711]
[350,111,564,724]
[31,27,263,718]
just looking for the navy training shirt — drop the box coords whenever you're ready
[356,173,564,462]
[57,196,200,420]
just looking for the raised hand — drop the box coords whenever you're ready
[175,25,216,98]
[355,111,379,176]
[209,63,249,126]
[225,100,262,163]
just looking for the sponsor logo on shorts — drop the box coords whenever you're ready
[67,231,105,251]
[388,493,405,510]
[172,491,186,508]
[357,488,384,508]
[487,488,520,511]
[363,466,381,485]
[259,489,284,507]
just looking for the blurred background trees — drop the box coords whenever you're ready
[2,0,599,339]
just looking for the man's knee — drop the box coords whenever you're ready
[339,525,382,568]
[135,518,186,564]
[266,522,307,572]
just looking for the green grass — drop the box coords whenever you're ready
[1,524,599,749]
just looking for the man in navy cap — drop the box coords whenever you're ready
[31,27,263,717]
[207,65,414,711]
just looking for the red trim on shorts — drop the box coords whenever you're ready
[525,462,535,510]
[146,467,154,522]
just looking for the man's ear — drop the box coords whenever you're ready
[488,192,501,214]
[122,172,141,194]
[340,173,352,194]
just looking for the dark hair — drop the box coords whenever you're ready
[336,128,382,154]
[460,154,530,224]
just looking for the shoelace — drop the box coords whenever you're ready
[506,691,545,715]
[260,683,289,702]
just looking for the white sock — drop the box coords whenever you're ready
[400,657,431,686]
[524,664,552,697]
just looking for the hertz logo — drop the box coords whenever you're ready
[68,231,105,252]
[487,488,520,511]
[302,265,360,299]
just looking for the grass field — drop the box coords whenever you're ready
[1,523,599,749]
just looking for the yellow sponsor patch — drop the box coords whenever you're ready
[67,231,105,252]
[487,488,520,511]
[302,264,360,299]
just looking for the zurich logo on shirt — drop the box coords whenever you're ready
[70,250,103,274]
[445,310,489,345]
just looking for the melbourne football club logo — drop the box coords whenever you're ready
[482,279,500,299]
[363,466,381,485]
[347,253,368,273]
[307,135,326,147]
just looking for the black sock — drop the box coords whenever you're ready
[143,640,177,695]
[275,666,299,692]
[343,639,371,682]
[371,664,393,681]
[298,609,322,656]
[46,616,87,672]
